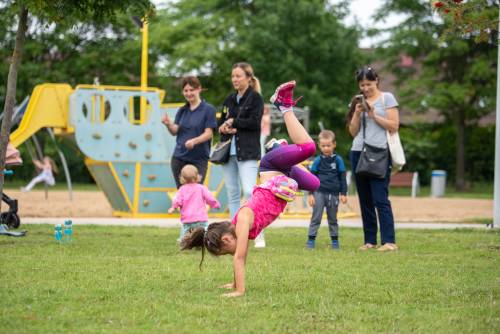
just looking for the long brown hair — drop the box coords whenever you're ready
[232,62,261,94]
[346,95,360,128]
[180,221,235,270]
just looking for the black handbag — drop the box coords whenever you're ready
[209,138,232,164]
[209,91,253,165]
[355,111,389,179]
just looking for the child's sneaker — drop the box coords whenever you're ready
[331,239,340,250]
[264,138,288,153]
[306,239,315,249]
[269,80,302,110]
[254,232,266,248]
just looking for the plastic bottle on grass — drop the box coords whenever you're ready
[63,220,73,243]
[54,224,62,243]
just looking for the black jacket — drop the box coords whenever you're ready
[218,87,264,161]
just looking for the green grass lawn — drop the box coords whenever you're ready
[1,225,498,333]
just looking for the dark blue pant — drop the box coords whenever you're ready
[350,150,396,245]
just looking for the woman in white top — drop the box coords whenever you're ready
[347,66,399,252]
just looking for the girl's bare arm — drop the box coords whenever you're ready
[224,207,252,297]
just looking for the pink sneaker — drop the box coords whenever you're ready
[269,81,302,108]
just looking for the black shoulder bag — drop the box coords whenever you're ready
[355,111,389,179]
[209,92,253,164]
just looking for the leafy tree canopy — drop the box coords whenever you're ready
[149,0,363,135]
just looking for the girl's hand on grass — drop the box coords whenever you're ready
[222,291,244,298]
[219,283,235,290]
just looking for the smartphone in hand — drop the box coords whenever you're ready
[355,94,369,112]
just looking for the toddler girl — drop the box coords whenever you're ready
[168,164,220,241]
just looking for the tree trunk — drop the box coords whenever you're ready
[0,7,28,212]
[455,107,466,190]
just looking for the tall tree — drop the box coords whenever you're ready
[374,0,497,189]
[0,0,154,210]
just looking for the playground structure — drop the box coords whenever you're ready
[9,83,228,217]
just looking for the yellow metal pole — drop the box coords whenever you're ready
[140,17,148,123]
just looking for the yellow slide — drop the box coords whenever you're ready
[10,83,74,147]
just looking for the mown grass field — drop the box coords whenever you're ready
[1,225,498,333]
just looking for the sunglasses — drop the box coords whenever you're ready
[355,67,374,76]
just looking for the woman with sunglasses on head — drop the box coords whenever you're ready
[346,66,400,252]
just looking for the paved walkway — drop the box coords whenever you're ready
[21,217,488,229]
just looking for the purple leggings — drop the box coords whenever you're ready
[260,141,320,192]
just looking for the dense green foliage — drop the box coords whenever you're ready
[374,0,497,188]
[150,0,362,127]
[0,0,155,185]
[0,225,498,333]
[2,0,363,183]
[432,0,499,43]
[400,124,495,185]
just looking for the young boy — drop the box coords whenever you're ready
[307,130,347,249]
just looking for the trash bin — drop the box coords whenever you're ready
[431,170,447,197]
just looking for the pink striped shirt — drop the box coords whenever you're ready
[171,183,220,223]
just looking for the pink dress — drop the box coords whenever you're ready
[231,178,291,240]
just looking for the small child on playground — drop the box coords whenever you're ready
[306,130,347,250]
[181,81,320,297]
[21,156,57,192]
[168,164,220,241]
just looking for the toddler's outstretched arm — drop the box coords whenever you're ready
[170,192,183,211]
[202,187,221,209]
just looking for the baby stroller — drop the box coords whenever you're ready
[1,143,25,237]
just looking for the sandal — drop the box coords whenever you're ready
[377,243,398,252]
[358,243,376,251]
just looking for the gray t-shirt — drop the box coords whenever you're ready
[351,92,399,151]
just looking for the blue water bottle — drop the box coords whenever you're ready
[54,224,63,243]
[63,220,73,243]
